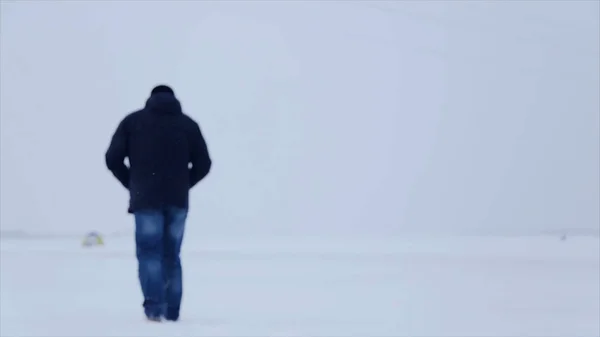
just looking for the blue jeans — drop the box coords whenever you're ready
[134,206,187,320]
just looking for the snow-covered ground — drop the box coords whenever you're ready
[1,235,598,337]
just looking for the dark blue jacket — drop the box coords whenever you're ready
[105,92,212,212]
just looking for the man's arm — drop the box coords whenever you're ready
[105,117,130,189]
[189,122,212,188]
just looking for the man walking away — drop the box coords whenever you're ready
[105,85,212,322]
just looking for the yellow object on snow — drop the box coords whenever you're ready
[82,231,104,247]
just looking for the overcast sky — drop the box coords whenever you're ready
[1,1,598,237]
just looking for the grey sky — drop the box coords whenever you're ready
[1,1,598,237]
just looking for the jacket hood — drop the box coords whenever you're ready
[145,92,182,114]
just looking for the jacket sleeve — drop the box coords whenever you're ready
[189,122,212,188]
[105,117,130,189]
